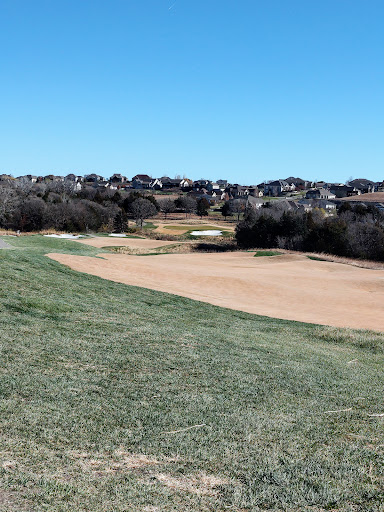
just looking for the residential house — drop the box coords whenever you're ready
[159,177,182,189]
[180,178,193,189]
[248,186,263,197]
[193,179,210,191]
[21,175,38,183]
[298,199,336,212]
[150,178,163,190]
[246,195,264,209]
[285,177,311,190]
[110,173,127,184]
[264,180,294,196]
[329,185,360,198]
[225,185,250,198]
[66,174,84,183]
[306,188,336,200]
[132,174,153,189]
[44,175,64,182]
[85,174,104,183]
[347,179,376,194]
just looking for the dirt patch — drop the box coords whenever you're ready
[151,472,229,496]
[67,449,175,477]
[47,251,384,331]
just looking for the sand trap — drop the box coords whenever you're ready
[154,222,235,235]
[190,230,222,236]
[47,251,384,331]
[108,233,127,237]
[74,237,180,249]
[44,234,85,239]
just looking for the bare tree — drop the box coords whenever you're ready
[159,198,175,219]
[230,198,246,221]
[13,177,34,198]
[181,196,197,218]
[0,184,19,227]
[130,198,157,228]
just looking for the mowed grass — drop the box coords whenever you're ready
[1,236,384,511]
[254,250,283,257]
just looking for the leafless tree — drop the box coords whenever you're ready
[230,198,246,221]
[13,177,34,198]
[181,196,197,218]
[130,198,157,228]
[0,184,19,227]
[159,198,175,219]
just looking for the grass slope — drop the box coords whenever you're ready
[1,236,384,511]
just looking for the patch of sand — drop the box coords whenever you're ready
[47,252,384,331]
[74,237,181,249]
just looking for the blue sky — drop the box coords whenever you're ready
[1,0,383,184]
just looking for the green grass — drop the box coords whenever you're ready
[1,235,384,511]
[307,255,327,261]
[254,250,283,257]
[142,222,157,230]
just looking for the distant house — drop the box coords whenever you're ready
[110,173,127,184]
[85,174,104,183]
[193,179,210,191]
[66,174,84,183]
[246,195,263,209]
[264,180,294,196]
[225,185,250,198]
[22,174,38,183]
[150,178,163,190]
[330,185,360,198]
[347,179,375,194]
[298,199,336,212]
[180,178,193,189]
[306,188,336,200]
[187,190,215,204]
[216,179,228,187]
[285,177,311,190]
[159,177,182,189]
[44,174,64,182]
[210,190,226,201]
[132,174,152,189]
[248,186,263,197]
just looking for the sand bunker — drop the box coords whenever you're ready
[190,230,222,236]
[153,222,234,235]
[47,251,384,331]
[74,237,181,249]
[44,234,85,239]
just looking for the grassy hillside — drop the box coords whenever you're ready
[1,236,384,511]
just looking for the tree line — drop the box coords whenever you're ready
[236,202,384,261]
[0,180,211,232]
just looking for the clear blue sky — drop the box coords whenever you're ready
[1,0,383,184]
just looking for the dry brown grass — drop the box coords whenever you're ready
[148,472,230,496]
[110,240,237,255]
[65,449,180,478]
[339,192,384,202]
[304,252,384,270]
